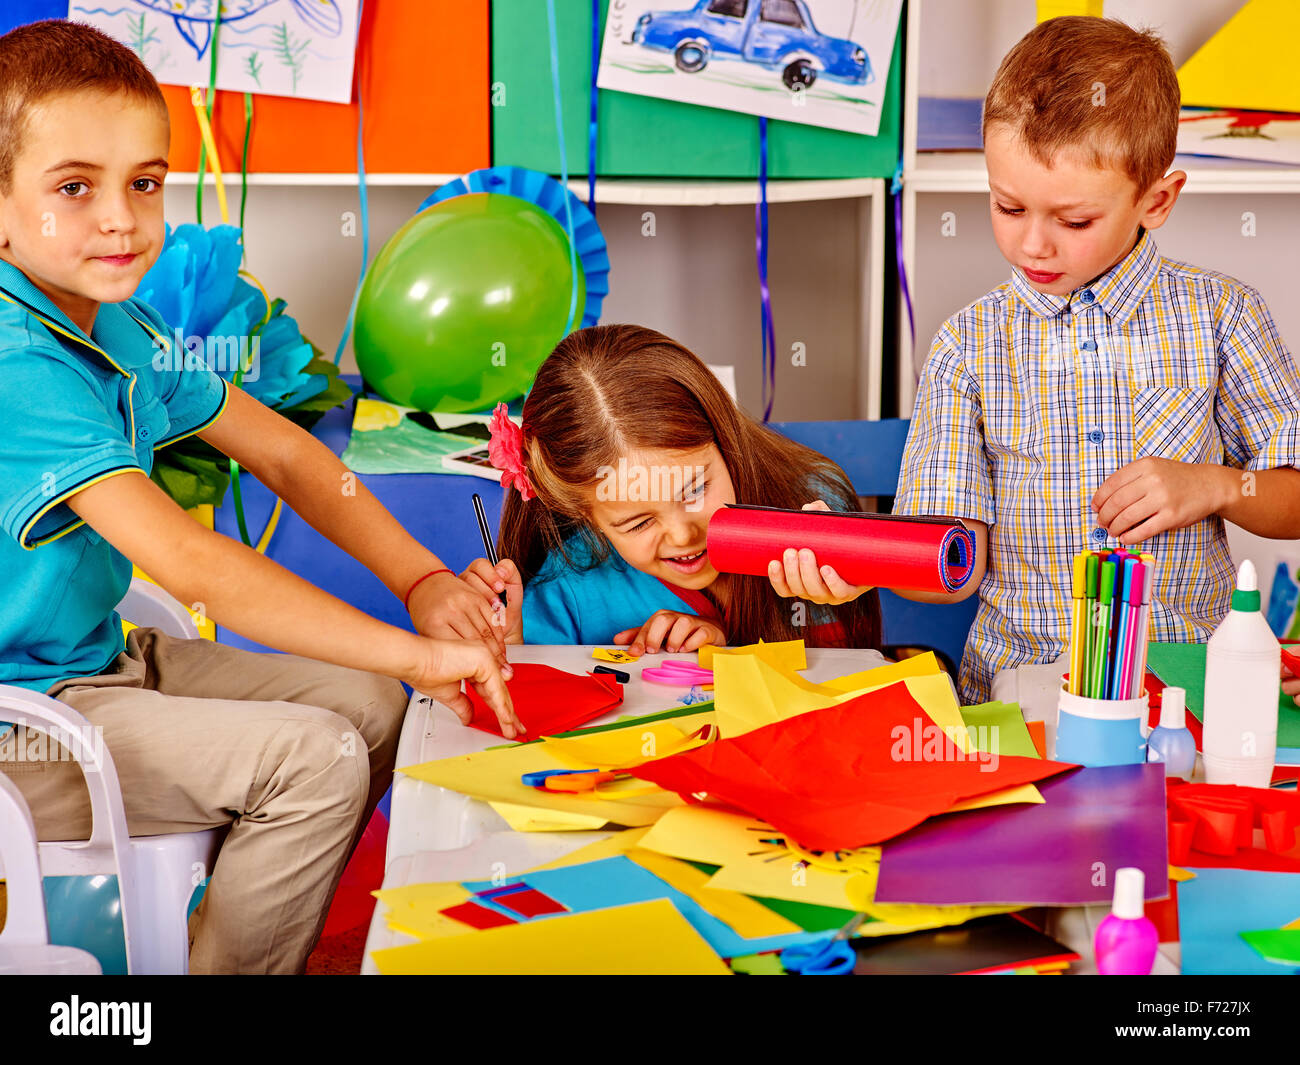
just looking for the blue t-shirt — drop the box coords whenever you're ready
[522,539,708,644]
[0,258,229,696]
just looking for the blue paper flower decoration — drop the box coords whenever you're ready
[135,224,328,410]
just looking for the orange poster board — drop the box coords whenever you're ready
[160,0,488,174]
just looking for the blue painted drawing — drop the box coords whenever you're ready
[129,0,342,60]
[632,0,871,92]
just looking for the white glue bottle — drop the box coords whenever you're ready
[1203,559,1280,787]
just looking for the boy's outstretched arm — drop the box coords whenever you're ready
[64,471,523,737]
[888,519,988,605]
[198,386,510,654]
[1093,459,1300,544]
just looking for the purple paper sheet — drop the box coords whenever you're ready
[875,764,1168,906]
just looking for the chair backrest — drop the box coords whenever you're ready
[117,579,200,639]
[767,419,978,678]
[0,773,49,946]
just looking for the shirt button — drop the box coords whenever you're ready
[138,425,152,442]
[1080,339,1097,352]
[1080,289,1096,304]
[1092,527,1107,543]
[1088,429,1104,444]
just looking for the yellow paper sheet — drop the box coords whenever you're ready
[370,899,732,975]
[487,802,612,832]
[698,638,807,672]
[639,804,861,908]
[1169,865,1197,883]
[1178,0,1300,112]
[626,848,802,939]
[1036,0,1103,20]
[397,711,714,826]
[592,647,639,663]
[542,720,706,770]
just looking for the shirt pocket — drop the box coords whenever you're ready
[1131,385,1218,464]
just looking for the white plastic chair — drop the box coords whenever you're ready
[0,578,221,974]
[0,772,101,974]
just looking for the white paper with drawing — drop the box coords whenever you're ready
[597,0,901,136]
[67,0,359,104]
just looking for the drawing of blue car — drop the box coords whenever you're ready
[632,0,871,92]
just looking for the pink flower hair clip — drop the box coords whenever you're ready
[488,403,536,501]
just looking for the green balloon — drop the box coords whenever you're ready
[353,192,585,413]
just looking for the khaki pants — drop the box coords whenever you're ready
[0,628,407,974]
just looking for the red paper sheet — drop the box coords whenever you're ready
[488,887,570,919]
[439,901,518,930]
[466,663,624,739]
[705,505,977,593]
[630,683,1075,850]
[1166,780,1300,872]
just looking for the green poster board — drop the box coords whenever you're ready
[492,0,903,180]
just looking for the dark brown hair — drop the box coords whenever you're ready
[0,20,168,195]
[499,324,881,649]
[983,16,1180,196]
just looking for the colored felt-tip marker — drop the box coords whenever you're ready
[1069,552,1090,695]
[1084,554,1100,694]
[1107,558,1135,699]
[1090,560,1116,698]
[472,492,507,606]
[1116,562,1146,700]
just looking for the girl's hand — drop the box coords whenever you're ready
[407,569,508,663]
[408,636,523,739]
[459,558,524,645]
[614,611,727,656]
[766,500,874,605]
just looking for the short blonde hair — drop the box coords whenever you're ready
[983,16,1180,196]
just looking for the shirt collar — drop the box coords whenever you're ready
[0,257,145,376]
[1009,228,1160,327]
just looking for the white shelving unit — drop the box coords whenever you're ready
[897,0,1300,416]
[169,171,888,419]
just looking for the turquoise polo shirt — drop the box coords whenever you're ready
[0,258,229,698]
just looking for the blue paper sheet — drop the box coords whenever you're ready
[463,856,830,959]
[1178,867,1300,975]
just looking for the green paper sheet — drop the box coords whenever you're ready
[1240,928,1300,966]
[730,953,787,975]
[958,701,1040,758]
[1146,642,1300,748]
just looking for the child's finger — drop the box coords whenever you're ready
[781,548,808,598]
[665,614,696,653]
[642,613,677,653]
[796,548,828,600]
[767,558,794,598]
[612,627,639,645]
[819,564,861,601]
[681,625,718,653]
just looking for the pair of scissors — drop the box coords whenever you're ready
[641,659,715,687]
[778,916,864,975]
[520,768,628,793]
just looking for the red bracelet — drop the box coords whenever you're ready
[403,568,453,611]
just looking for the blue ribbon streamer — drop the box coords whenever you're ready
[547,0,581,336]
[334,0,370,367]
[587,0,600,214]
[892,160,915,356]
[756,117,775,422]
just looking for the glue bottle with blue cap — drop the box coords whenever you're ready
[1146,686,1195,780]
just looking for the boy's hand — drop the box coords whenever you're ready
[1092,458,1225,546]
[1283,662,1300,708]
[614,611,726,655]
[409,637,523,739]
[459,558,524,644]
[765,500,875,605]
[407,570,508,661]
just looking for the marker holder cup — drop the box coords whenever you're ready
[1055,683,1149,766]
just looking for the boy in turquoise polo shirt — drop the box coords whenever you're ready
[0,20,519,973]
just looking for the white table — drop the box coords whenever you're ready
[362,649,1179,975]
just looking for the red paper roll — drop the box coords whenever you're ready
[706,505,977,593]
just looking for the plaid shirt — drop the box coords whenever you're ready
[895,229,1300,704]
